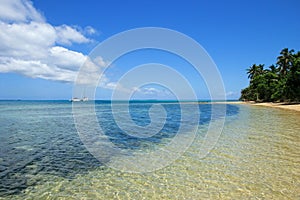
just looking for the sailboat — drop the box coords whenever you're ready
[70,96,89,102]
[70,88,89,102]
[81,97,89,101]
[70,97,81,102]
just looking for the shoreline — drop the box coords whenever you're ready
[214,101,300,112]
[249,102,300,112]
[2,100,299,112]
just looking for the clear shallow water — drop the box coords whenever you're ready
[0,101,299,199]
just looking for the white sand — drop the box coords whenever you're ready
[250,102,300,112]
[211,101,300,112]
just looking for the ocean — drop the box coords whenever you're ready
[0,101,299,199]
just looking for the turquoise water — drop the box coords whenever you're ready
[0,101,299,199]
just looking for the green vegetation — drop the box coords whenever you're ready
[240,48,300,102]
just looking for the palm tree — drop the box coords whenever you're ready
[247,64,264,80]
[285,51,300,101]
[269,64,278,74]
[241,48,300,102]
[245,64,264,101]
[277,48,294,76]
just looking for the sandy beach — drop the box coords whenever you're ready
[215,101,300,112]
[250,102,300,112]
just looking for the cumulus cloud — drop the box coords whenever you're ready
[0,21,56,59]
[0,0,44,22]
[49,46,86,70]
[55,25,91,45]
[129,87,173,99]
[76,56,110,86]
[0,0,101,83]
[0,57,77,82]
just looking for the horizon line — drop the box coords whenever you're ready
[0,99,240,102]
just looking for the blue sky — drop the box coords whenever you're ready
[0,0,300,100]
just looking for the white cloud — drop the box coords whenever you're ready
[0,0,100,83]
[0,21,56,59]
[0,57,77,82]
[49,46,86,71]
[84,26,97,35]
[0,0,44,22]
[0,0,135,98]
[55,25,91,45]
[141,87,160,95]
[226,91,239,99]
[128,86,173,99]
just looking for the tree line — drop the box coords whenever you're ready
[240,48,300,102]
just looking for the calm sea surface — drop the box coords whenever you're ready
[0,101,299,199]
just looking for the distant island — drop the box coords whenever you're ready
[240,48,300,103]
